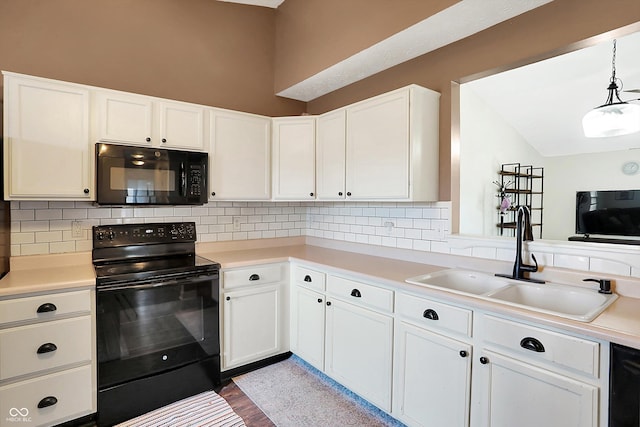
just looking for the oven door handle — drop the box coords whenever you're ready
[97,274,218,292]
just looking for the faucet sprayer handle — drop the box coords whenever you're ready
[520,253,539,273]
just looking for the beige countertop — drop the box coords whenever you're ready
[2,242,640,349]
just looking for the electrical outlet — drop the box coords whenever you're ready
[72,220,83,238]
[232,217,241,231]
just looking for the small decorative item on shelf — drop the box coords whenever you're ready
[493,180,513,214]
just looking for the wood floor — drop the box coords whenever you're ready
[217,380,275,427]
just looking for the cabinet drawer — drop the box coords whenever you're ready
[223,263,287,289]
[396,293,472,337]
[327,276,393,313]
[292,265,326,291]
[0,290,91,327]
[482,315,600,378]
[0,316,92,381]
[0,364,93,427]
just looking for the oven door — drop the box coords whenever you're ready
[96,272,219,390]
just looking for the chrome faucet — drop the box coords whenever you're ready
[497,205,545,284]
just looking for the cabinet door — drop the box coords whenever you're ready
[4,75,92,200]
[393,321,471,427]
[158,100,205,151]
[346,89,409,200]
[209,109,271,200]
[316,109,346,200]
[272,117,315,200]
[222,284,283,370]
[325,298,393,411]
[291,285,325,370]
[472,350,598,427]
[95,90,154,146]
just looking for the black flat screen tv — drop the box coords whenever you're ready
[576,190,640,237]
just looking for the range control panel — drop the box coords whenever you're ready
[93,222,197,247]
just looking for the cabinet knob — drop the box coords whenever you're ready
[310,192,314,197]
[145,137,151,142]
[249,274,260,281]
[211,192,216,196]
[326,301,332,306]
[480,356,489,365]
[423,309,439,320]
[520,337,545,353]
[37,396,58,409]
[350,289,361,298]
[37,343,58,354]
[83,188,89,194]
[36,303,57,314]
[162,138,167,143]
[459,350,468,358]
[225,296,230,301]
[346,192,352,196]
[338,192,343,196]
[304,275,312,282]
[317,298,323,303]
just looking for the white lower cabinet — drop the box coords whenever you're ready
[0,289,95,427]
[470,314,602,427]
[325,296,393,412]
[291,284,326,370]
[392,296,472,427]
[221,263,289,371]
[472,350,597,427]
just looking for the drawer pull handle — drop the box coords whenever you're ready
[459,350,468,358]
[520,337,545,353]
[304,275,312,282]
[37,303,57,313]
[423,309,439,320]
[37,343,58,354]
[249,274,260,281]
[350,289,361,298]
[37,396,58,409]
[480,356,489,365]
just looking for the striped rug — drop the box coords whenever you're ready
[116,390,246,427]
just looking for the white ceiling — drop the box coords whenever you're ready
[276,0,553,101]
[465,30,640,157]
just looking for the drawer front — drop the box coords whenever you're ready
[0,290,91,327]
[327,276,393,313]
[0,316,92,381]
[396,293,472,337]
[223,263,287,289]
[0,364,93,427]
[292,265,326,291]
[482,315,599,377]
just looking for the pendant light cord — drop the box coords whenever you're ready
[610,39,617,83]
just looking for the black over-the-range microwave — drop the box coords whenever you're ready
[96,143,208,205]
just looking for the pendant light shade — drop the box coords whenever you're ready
[582,39,640,138]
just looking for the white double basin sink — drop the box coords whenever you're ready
[405,269,618,322]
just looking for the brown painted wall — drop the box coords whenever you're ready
[303,0,640,201]
[0,0,305,116]
[274,0,458,93]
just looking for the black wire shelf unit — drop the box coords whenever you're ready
[497,162,544,238]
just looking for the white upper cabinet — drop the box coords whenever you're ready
[345,85,440,201]
[316,109,346,200]
[208,108,271,200]
[272,116,316,200]
[3,72,93,200]
[94,90,205,151]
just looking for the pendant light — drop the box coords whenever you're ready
[582,39,640,138]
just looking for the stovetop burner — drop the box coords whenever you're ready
[92,221,219,287]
